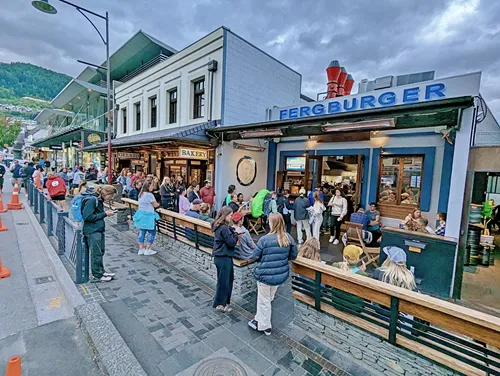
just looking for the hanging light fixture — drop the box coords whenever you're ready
[32,0,57,14]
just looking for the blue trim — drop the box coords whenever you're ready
[370,147,436,212]
[279,139,308,144]
[220,29,228,125]
[267,141,277,190]
[379,131,438,138]
[438,141,455,214]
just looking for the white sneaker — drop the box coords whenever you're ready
[138,249,145,255]
[333,239,339,245]
[144,250,157,256]
[329,236,334,243]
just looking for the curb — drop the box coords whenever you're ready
[75,303,148,376]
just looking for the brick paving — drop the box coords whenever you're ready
[73,224,371,376]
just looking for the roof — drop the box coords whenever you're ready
[51,79,108,108]
[34,108,74,123]
[300,94,315,102]
[83,121,217,151]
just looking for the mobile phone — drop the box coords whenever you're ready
[111,209,119,213]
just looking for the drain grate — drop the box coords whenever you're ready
[194,358,247,376]
[16,222,29,225]
[35,276,54,285]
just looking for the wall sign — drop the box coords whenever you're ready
[117,152,141,159]
[87,133,102,144]
[179,148,208,160]
[272,72,481,121]
[82,130,106,147]
[236,156,257,187]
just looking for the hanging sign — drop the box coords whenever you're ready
[179,148,208,160]
[117,152,141,159]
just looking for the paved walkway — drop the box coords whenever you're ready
[0,172,102,375]
[76,221,377,376]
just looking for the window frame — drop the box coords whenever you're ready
[122,107,127,134]
[193,78,205,119]
[377,154,425,207]
[149,96,157,128]
[134,102,141,131]
[168,88,177,124]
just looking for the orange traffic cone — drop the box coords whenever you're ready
[0,215,7,232]
[7,183,22,210]
[0,193,7,213]
[0,255,11,278]
[5,356,21,375]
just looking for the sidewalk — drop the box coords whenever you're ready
[76,222,373,376]
[0,174,102,376]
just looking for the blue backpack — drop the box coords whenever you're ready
[263,194,272,217]
[71,195,85,222]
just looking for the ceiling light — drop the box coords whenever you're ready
[322,119,395,132]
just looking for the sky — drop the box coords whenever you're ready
[1,0,499,118]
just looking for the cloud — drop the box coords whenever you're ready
[1,0,499,118]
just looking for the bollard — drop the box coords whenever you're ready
[0,255,11,278]
[5,356,21,376]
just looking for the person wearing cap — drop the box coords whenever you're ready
[200,180,216,207]
[232,211,256,260]
[331,245,367,276]
[178,186,190,215]
[294,188,311,244]
[373,246,416,291]
[185,199,203,219]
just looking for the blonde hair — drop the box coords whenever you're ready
[199,203,210,215]
[313,191,322,203]
[268,214,290,248]
[95,185,117,197]
[46,171,55,177]
[299,238,321,261]
[379,258,416,291]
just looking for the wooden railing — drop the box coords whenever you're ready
[122,198,253,267]
[292,257,500,376]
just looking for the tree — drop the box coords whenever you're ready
[0,116,21,147]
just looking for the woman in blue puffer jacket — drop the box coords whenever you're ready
[248,213,298,336]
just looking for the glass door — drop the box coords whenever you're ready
[306,156,323,192]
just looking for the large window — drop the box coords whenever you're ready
[150,96,157,128]
[169,89,177,124]
[134,102,141,131]
[122,108,127,134]
[193,79,205,119]
[378,155,424,206]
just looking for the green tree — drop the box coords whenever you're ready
[0,116,21,147]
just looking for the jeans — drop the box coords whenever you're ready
[322,210,331,229]
[254,281,279,331]
[283,214,292,234]
[213,256,234,307]
[296,219,311,243]
[330,215,342,240]
[83,232,105,279]
[138,229,156,244]
[312,215,323,240]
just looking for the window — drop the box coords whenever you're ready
[193,79,205,119]
[168,89,177,124]
[134,102,141,131]
[122,108,127,134]
[150,96,157,128]
[378,155,424,206]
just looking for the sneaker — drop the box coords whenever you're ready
[90,275,112,283]
[144,250,157,256]
[333,239,339,245]
[248,319,258,330]
[138,249,145,255]
[264,328,272,336]
[329,236,334,243]
[103,272,116,278]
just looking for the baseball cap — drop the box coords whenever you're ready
[343,245,363,261]
[192,199,203,205]
[383,246,407,263]
[299,188,306,195]
[232,212,243,222]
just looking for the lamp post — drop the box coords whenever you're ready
[32,0,113,185]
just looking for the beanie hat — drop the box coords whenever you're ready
[232,212,243,223]
[343,245,363,261]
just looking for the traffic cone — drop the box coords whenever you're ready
[0,215,6,232]
[0,255,11,279]
[0,193,7,213]
[5,356,21,375]
[7,183,22,210]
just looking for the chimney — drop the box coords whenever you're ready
[326,60,341,98]
[344,74,354,96]
[337,67,348,96]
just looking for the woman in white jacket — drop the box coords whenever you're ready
[328,188,348,244]
[312,191,326,239]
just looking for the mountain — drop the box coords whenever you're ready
[0,62,71,101]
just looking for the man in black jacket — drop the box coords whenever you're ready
[0,164,5,193]
[21,162,35,196]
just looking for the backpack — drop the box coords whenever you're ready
[276,197,285,214]
[71,195,96,222]
[263,194,272,217]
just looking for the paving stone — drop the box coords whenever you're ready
[234,345,273,375]
[251,333,292,363]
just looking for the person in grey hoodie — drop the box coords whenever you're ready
[293,188,311,244]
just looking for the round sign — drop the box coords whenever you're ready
[236,156,257,187]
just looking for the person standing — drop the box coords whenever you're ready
[328,189,348,244]
[322,185,332,233]
[200,180,216,207]
[0,163,5,193]
[133,181,160,256]
[312,191,326,240]
[22,162,34,196]
[177,187,190,215]
[278,190,293,234]
[67,167,74,192]
[188,182,201,203]
[294,188,311,244]
[212,207,238,312]
[128,180,143,201]
[81,185,117,283]
[10,160,22,186]
[248,214,298,335]
[46,171,67,211]
[72,166,85,195]
[160,177,176,210]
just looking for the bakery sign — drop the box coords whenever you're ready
[179,148,207,160]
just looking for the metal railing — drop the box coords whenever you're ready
[27,181,89,283]
[292,258,500,376]
[119,54,169,83]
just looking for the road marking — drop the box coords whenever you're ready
[80,285,90,295]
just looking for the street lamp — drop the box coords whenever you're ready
[32,0,113,185]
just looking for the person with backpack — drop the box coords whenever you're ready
[276,191,292,233]
[81,185,117,283]
[263,192,278,232]
[10,160,22,186]
[46,171,67,211]
[70,181,88,222]
[294,188,311,244]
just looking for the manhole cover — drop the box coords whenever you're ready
[16,222,29,225]
[35,276,54,285]
[194,358,247,376]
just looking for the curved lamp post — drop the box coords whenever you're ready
[32,0,113,185]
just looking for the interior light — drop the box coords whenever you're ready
[322,119,395,132]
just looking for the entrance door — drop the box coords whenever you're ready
[354,154,364,210]
[306,156,323,192]
[188,160,207,185]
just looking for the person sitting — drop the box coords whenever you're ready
[435,212,446,236]
[402,208,428,233]
[232,212,256,260]
[372,246,416,290]
[227,193,240,213]
[298,238,322,263]
[366,202,382,245]
[331,245,367,276]
[198,203,213,223]
[185,199,202,219]
[349,208,370,231]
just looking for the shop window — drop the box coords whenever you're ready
[193,79,205,119]
[378,155,424,206]
[150,96,157,128]
[122,108,127,134]
[169,89,177,124]
[134,102,141,131]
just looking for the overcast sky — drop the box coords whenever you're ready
[1,0,499,117]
